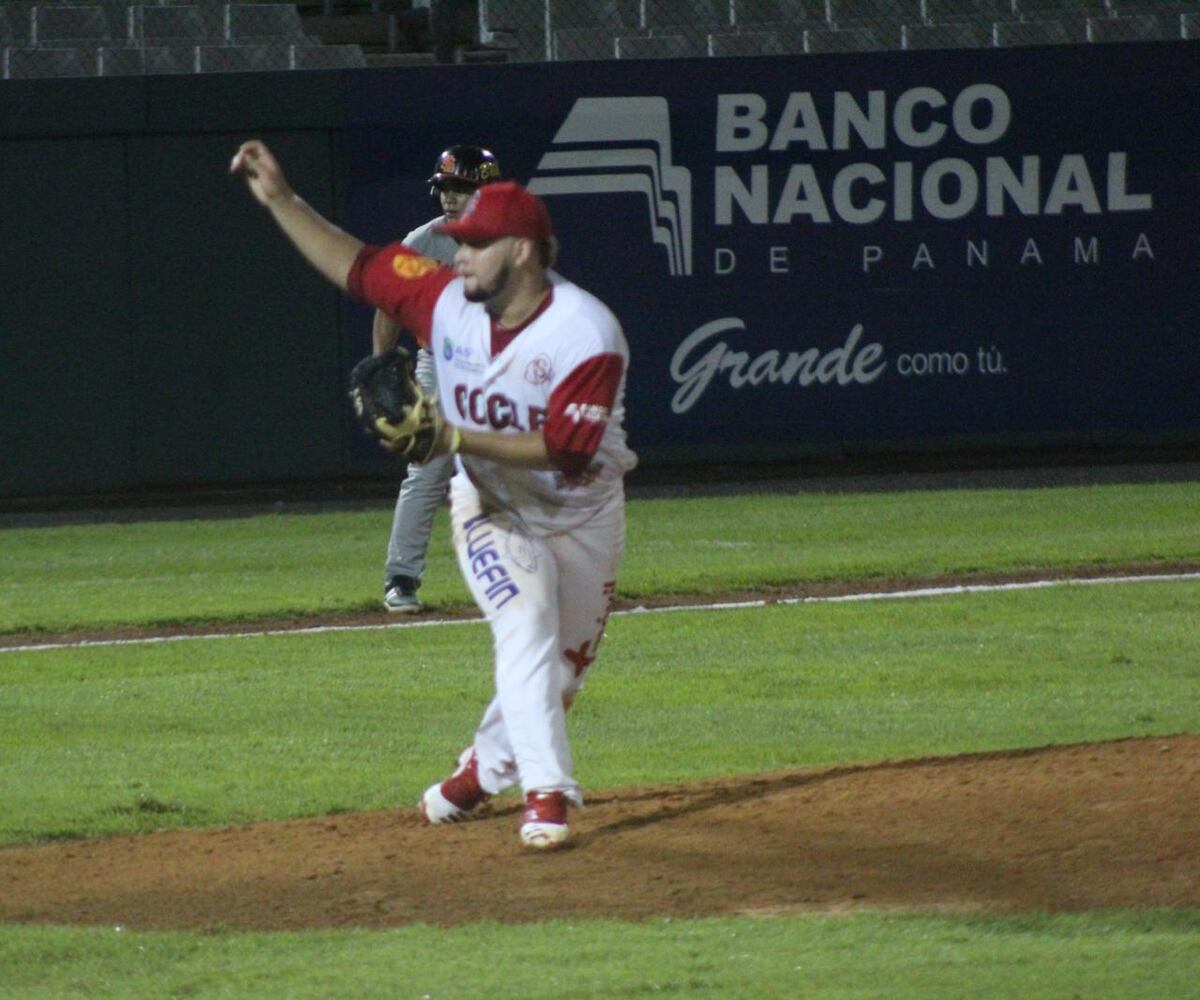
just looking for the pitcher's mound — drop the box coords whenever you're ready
[2,735,1196,931]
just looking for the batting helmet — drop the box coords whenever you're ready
[428,145,501,195]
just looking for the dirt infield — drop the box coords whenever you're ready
[2,734,1196,931]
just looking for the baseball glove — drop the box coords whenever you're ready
[348,347,442,462]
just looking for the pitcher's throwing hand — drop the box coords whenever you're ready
[230,140,293,207]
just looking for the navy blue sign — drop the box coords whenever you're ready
[344,43,1200,457]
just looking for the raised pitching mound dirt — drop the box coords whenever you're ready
[2,734,1196,931]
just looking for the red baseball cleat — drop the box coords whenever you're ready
[419,751,490,824]
[520,790,569,849]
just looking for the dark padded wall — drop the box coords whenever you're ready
[0,135,134,495]
[127,130,346,487]
[0,72,349,499]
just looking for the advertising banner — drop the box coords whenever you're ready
[344,42,1200,458]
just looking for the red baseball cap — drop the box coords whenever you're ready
[435,181,552,243]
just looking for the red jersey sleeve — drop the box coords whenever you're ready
[543,353,624,476]
[347,244,455,349]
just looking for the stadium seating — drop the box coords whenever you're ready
[29,4,110,45]
[805,23,899,51]
[920,0,1008,23]
[825,0,920,26]
[290,41,364,68]
[1086,14,1173,42]
[476,0,543,57]
[1010,0,1109,16]
[4,43,91,75]
[128,4,208,45]
[4,0,1199,77]
[902,20,990,48]
[615,32,704,57]
[730,0,813,26]
[96,43,191,74]
[643,0,729,29]
[992,17,1090,46]
[0,2,366,78]
[707,28,789,55]
[224,4,305,44]
[546,0,639,28]
[194,41,287,71]
[551,26,624,60]
[537,0,1199,61]
[1110,0,1195,13]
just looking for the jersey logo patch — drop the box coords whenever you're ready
[525,355,553,385]
[564,402,610,424]
[392,254,439,279]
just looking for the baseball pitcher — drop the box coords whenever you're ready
[232,140,636,850]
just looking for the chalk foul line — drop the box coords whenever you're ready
[2,572,1197,655]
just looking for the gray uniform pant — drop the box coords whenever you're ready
[385,347,455,585]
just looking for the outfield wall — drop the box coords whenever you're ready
[0,73,349,498]
[2,42,1197,500]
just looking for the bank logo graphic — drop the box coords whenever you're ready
[528,97,693,277]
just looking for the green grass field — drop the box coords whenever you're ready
[2,911,1197,999]
[1,480,1198,997]
[2,482,1196,634]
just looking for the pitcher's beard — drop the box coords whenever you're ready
[463,261,512,305]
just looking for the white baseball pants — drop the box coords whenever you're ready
[450,487,624,804]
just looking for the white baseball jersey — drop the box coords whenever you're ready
[349,244,638,535]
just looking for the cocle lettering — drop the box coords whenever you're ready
[454,386,546,432]
[463,514,520,609]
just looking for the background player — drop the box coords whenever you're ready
[377,145,501,614]
[232,140,636,850]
